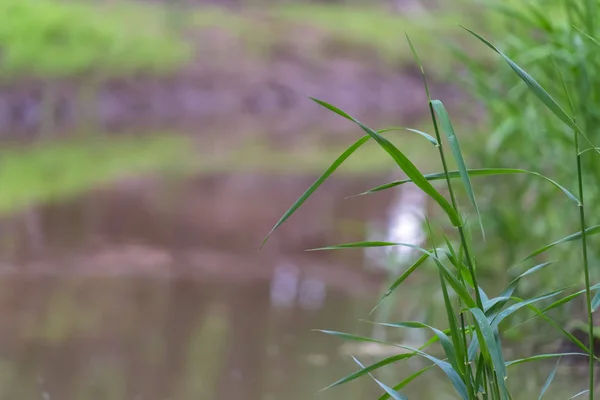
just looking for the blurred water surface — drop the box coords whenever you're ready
[0,169,589,400]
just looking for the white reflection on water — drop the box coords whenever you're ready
[269,262,326,311]
[366,183,427,271]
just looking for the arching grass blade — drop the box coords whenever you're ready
[377,365,433,400]
[322,353,414,391]
[469,308,509,400]
[538,357,560,400]
[373,321,461,376]
[370,253,430,314]
[378,127,439,146]
[351,356,408,400]
[462,26,599,153]
[506,353,586,367]
[319,331,469,400]
[310,98,462,227]
[431,99,484,237]
[522,225,600,261]
[261,134,370,247]
[351,168,579,205]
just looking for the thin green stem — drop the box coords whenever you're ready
[429,102,484,311]
[460,313,476,398]
[575,130,595,400]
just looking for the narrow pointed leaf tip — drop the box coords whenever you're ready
[350,356,407,400]
[405,33,430,98]
[431,99,484,239]
[462,26,599,153]
[260,134,370,248]
[310,98,462,228]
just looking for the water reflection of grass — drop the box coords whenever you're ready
[0,128,437,215]
[199,135,438,175]
[0,134,195,214]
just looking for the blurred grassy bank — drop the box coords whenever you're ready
[0,125,444,215]
[1,0,496,81]
[0,0,498,214]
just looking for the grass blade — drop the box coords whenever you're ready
[574,25,600,47]
[323,353,414,391]
[307,241,433,252]
[571,390,591,399]
[469,308,509,400]
[377,365,433,400]
[351,356,408,400]
[537,357,560,400]
[378,127,439,146]
[320,330,469,400]
[261,135,370,247]
[307,241,476,308]
[310,98,462,227]
[521,225,600,261]
[485,262,555,317]
[506,353,585,367]
[462,26,598,152]
[370,253,430,314]
[431,99,484,237]
[542,283,600,313]
[374,321,461,376]
[492,288,568,328]
[591,290,600,312]
[351,168,579,205]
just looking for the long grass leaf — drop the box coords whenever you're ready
[522,225,600,261]
[310,98,462,227]
[321,331,469,400]
[492,288,568,328]
[377,365,433,400]
[469,308,509,400]
[462,27,598,152]
[542,284,600,313]
[591,290,600,312]
[506,353,586,367]
[261,135,370,247]
[324,353,413,391]
[431,99,484,237]
[574,25,600,46]
[370,253,430,314]
[378,127,438,146]
[351,168,578,204]
[485,262,555,317]
[351,356,408,400]
[307,241,433,252]
[308,241,476,308]
[374,321,461,376]
[505,302,600,362]
[406,33,430,99]
[570,390,591,399]
[537,357,560,400]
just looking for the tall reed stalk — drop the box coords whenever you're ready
[262,26,600,399]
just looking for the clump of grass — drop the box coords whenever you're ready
[0,0,191,80]
[454,0,600,293]
[262,27,600,399]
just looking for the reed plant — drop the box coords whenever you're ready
[455,0,600,294]
[262,25,600,399]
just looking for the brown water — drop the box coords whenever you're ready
[0,173,590,399]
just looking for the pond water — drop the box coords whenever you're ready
[0,171,591,399]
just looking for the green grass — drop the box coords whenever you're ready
[261,12,600,399]
[0,0,191,79]
[189,2,492,77]
[0,134,195,214]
